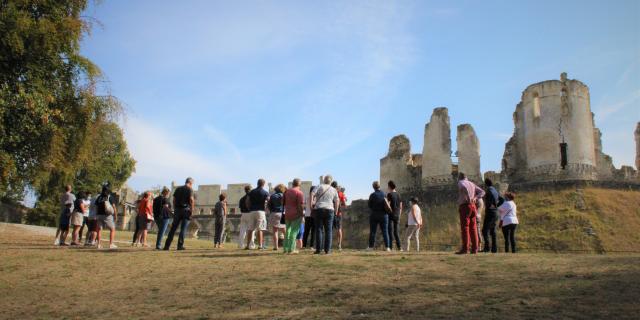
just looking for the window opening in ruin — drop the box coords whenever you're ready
[533,93,541,119]
[560,143,568,170]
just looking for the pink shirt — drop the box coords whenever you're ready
[457,179,485,205]
[284,187,305,220]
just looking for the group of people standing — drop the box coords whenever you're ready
[54,185,119,249]
[234,176,347,254]
[54,173,518,254]
[455,173,519,254]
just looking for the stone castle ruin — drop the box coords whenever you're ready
[381,73,639,192]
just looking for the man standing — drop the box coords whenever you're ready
[237,185,254,249]
[302,186,316,249]
[245,179,270,250]
[367,181,390,251]
[164,177,195,251]
[456,173,485,254]
[312,175,339,255]
[153,187,172,250]
[55,185,75,246]
[386,181,402,251]
[283,178,305,254]
[481,178,501,253]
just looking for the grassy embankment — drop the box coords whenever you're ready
[344,187,640,253]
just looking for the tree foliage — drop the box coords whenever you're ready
[0,0,135,224]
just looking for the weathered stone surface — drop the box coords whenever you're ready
[502,73,600,183]
[456,124,481,183]
[380,135,421,191]
[594,127,615,180]
[422,107,453,186]
[195,184,221,214]
[636,122,640,170]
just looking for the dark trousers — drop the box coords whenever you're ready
[387,216,401,249]
[459,203,479,253]
[501,224,517,253]
[132,217,140,243]
[303,216,315,248]
[314,209,335,254]
[214,216,226,245]
[155,218,172,249]
[482,209,498,253]
[164,209,191,250]
[369,214,390,249]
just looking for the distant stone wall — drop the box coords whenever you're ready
[636,122,640,170]
[456,124,482,183]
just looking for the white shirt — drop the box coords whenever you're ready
[82,199,90,217]
[408,204,422,226]
[498,200,518,226]
[313,184,338,210]
[88,196,98,219]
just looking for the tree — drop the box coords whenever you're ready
[1,1,136,224]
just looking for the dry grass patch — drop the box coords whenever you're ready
[0,224,639,319]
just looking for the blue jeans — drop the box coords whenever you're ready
[164,209,191,250]
[314,208,335,254]
[155,217,173,249]
[369,214,390,249]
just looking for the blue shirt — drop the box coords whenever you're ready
[248,187,270,212]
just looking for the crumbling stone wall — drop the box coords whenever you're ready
[421,107,453,186]
[503,73,602,183]
[380,135,421,191]
[456,124,482,183]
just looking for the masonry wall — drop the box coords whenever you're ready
[636,122,640,170]
[456,124,482,183]
[422,107,453,186]
[380,135,420,191]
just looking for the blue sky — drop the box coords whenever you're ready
[81,0,640,200]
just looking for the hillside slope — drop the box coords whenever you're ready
[343,188,640,253]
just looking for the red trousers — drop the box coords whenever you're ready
[459,203,478,253]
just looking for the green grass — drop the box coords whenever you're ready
[1,225,639,319]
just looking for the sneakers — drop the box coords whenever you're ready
[291,250,300,254]
[109,244,118,249]
[54,238,60,246]
[365,247,373,251]
[338,245,342,251]
[97,244,103,249]
[386,248,391,252]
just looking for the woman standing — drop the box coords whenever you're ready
[498,192,519,253]
[70,192,87,246]
[213,194,228,248]
[268,184,286,251]
[135,191,154,248]
[403,197,423,252]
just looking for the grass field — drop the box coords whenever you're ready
[1,223,639,319]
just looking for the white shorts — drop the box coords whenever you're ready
[247,211,266,231]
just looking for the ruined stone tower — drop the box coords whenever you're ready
[421,107,453,186]
[457,124,481,183]
[380,107,482,191]
[502,73,608,183]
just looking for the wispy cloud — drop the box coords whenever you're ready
[595,89,640,121]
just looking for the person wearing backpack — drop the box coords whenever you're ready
[267,184,286,251]
[481,178,501,253]
[367,181,391,251]
[70,192,87,246]
[153,187,172,250]
[311,175,340,255]
[95,185,118,249]
[164,177,195,251]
